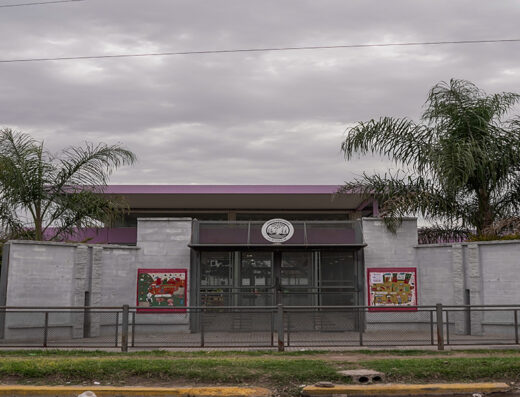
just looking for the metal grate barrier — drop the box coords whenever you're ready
[0,303,519,351]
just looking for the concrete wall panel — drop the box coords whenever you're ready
[415,245,454,306]
[3,241,77,340]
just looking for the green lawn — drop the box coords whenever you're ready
[0,356,345,396]
[363,357,520,382]
[0,350,519,397]
[1,348,519,357]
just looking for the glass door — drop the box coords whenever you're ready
[239,252,273,306]
[280,252,314,306]
[319,251,357,306]
[200,251,233,306]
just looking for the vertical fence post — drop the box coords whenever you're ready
[270,311,274,347]
[287,311,291,347]
[430,310,434,345]
[514,310,518,345]
[131,312,136,348]
[0,307,5,341]
[114,311,119,348]
[277,304,284,352]
[43,311,49,348]
[436,303,444,351]
[121,305,129,352]
[358,307,363,346]
[83,293,90,338]
[445,310,450,346]
[200,309,205,348]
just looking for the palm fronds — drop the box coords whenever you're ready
[341,79,520,237]
[0,128,136,241]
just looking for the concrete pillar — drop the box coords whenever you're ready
[451,244,465,334]
[89,246,103,337]
[0,243,11,339]
[71,246,88,338]
[467,244,483,335]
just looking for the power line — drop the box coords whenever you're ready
[0,0,84,8]
[0,38,519,64]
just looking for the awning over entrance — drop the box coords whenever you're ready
[190,220,365,247]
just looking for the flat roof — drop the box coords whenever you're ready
[104,185,342,195]
[101,185,372,212]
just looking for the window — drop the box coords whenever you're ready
[240,252,273,306]
[320,251,357,306]
[200,252,233,306]
[281,252,313,306]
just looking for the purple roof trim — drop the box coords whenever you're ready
[103,185,344,195]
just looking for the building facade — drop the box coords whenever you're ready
[1,185,518,341]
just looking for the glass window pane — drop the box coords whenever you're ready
[320,251,357,306]
[240,252,273,306]
[281,252,313,306]
[200,252,233,286]
[281,252,312,286]
[200,252,233,306]
[320,251,356,287]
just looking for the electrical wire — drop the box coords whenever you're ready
[0,0,84,8]
[0,38,519,64]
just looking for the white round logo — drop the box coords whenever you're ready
[261,218,294,243]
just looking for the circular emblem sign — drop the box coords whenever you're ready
[261,218,294,243]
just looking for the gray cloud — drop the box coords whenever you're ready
[1,0,519,184]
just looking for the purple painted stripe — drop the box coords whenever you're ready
[44,227,137,244]
[102,185,344,195]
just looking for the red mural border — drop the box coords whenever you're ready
[367,267,418,312]
[137,268,187,312]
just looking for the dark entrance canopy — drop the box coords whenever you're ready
[190,220,365,248]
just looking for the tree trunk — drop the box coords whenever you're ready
[476,188,494,235]
[34,202,43,241]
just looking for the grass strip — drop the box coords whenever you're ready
[2,355,520,396]
[363,357,520,382]
[1,348,519,358]
[355,348,520,356]
[0,357,342,385]
[0,349,327,357]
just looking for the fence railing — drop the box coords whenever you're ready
[0,303,519,351]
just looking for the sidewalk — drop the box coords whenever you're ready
[0,385,272,397]
[0,382,513,396]
[302,382,512,396]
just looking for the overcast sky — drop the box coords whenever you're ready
[1,0,519,185]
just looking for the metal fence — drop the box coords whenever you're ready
[0,304,519,350]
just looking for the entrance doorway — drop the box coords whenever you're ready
[196,249,362,333]
[238,251,315,306]
[198,250,361,308]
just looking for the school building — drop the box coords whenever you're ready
[1,185,519,340]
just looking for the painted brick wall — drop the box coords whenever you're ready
[5,241,76,308]
[134,218,192,330]
[0,241,140,339]
[362,218,418,270]
[414,245,454,306]
[479,242,520,334]
[3,241,78,340]
[479,242,520,305]
[361,218,426,329]
[137,218,192,303]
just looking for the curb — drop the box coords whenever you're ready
[302,382,511,396]
[0,385,272,396]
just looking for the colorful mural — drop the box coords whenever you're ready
[137,269,187,312]
[367,267,417,311]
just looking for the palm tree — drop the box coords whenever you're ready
[0,128,136,241]
[341,79,520,236]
